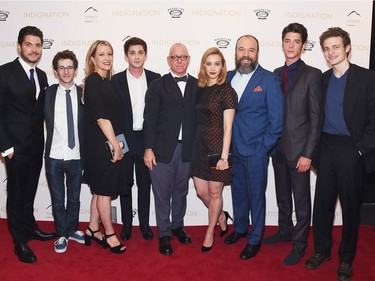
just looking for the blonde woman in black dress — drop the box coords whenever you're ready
[83,40,126,254]
[191,47,237,252]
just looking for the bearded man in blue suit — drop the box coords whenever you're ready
[224,35,283,260]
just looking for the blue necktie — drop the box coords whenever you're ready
[65,89,75,149]
[29,69,36,90]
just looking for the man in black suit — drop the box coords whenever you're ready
[143,43,198,255]
[305,27,375,281]
[263,23,323,266]
[44,50,85,253]
[0,26,56,263]
[112,37,161,241]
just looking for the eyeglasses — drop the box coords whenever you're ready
[169,55,190,61]
[57,66,75,71]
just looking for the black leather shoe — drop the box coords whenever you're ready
[240,243,260,259]
[336,262,352,281]
[159,236,173,256]
[283,248,304,266]
[28,228,57,241]
[305,253,332,270]
[120,225,132,241]
[14,242,37,263]
[140,225,154,240]
[172,227,192,244]
[224,231,248,244]
[263,231,292,244]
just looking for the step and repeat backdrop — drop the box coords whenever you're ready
[0,0,373,225]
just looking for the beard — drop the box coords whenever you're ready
[235,56,257,74]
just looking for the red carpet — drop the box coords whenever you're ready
[0,219,374,281]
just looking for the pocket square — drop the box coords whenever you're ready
[253,85,263,92]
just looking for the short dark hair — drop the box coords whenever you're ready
[123,37,147,55]
[282,22,308,44]
[319,27,351,56]
[52,50,78,70]
[17,26,43,45]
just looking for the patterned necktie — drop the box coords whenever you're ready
[65,89,75,149]
[282,66,289,95]
[29,69,36,90]
[174,75,188,83]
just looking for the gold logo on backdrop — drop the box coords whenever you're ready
[112,10,160,17]
[191,9,241,17]
[23,11,69,18]
[285,11,333,20]
[151,39,200,46]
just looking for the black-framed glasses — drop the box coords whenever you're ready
[57,66,75,71]
[169,55,190,61]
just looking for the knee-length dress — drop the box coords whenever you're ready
[83,72,126,196]
[191,83,238,185]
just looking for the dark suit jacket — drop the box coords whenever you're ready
[321,63,375,173]
[0,58,48,156]
[111,69,161,152]
[143,73,198,163]
[227,65,283,157]
[274,61,323,161]
[44,84,84,165]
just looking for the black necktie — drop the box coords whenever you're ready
[65,89,75,149]
[174,75,188,83]
[282,66,289,95]
[29,69,36,90]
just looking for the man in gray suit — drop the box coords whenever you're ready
[263,23,323,266]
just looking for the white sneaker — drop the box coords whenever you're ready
[69,230,85,244]
[54,237,68,253]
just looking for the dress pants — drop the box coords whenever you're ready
[231,152,269,245]
[313,133,364,264]
[149,143,191,238]
[45,158,82,238]
[272,149,311,251]
[120,131,152,226]
[5,152,42,243]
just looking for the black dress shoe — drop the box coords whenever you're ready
[336,262,352,281]
[14,242,37,263]
[283,248,304,266]
[140,225,154,240]
[172,227,192,244]
[159,236,173,256]
[240,243,260,259]
[263,231,292,244]
[28,228,57,241]
[120,225,132,241]
[304,253,332,270]
[224,231,248,244]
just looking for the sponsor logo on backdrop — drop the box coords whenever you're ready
[285,11,333,20]
[0,11,10,21]
[347,11,361,26]
[132,208,137,218]
[168,8,184,18]
[43,39,54,50]
[254,9,270,20]
[304,40,316,52]
[122,36,132,43]
[112,9,160,17]
[2,178,6,191]
[61,40,96,47]
[84,7,99,23]
[352,44,369,52]
[24,11,69,19]
[151,38,200,46]
[215,38,231,49]
[191,9,241,16]
[45,204,53,219]
[259,40,282,48]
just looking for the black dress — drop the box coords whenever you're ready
[83,72,126,196]
[191,83,238,185]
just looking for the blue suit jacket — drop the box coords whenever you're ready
[227,65,283,157]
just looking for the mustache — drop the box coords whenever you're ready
[240,56,252,62]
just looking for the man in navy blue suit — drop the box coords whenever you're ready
[112,37,161,241]
[224,35,283,260]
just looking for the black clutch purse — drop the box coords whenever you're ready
[105,134,129,160]
[208,152,233,168]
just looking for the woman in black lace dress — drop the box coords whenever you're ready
[191,47,237,252]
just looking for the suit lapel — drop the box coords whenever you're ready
[343,65,357,121]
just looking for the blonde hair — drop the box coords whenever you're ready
[85,40,113,79]
[198,47,227,88]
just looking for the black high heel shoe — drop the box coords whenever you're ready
[201,233,215,252]
[220,211,233,237]
[84,226,103,246]
[103,233,126,254]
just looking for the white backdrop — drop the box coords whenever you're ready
[0,0,373,226]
